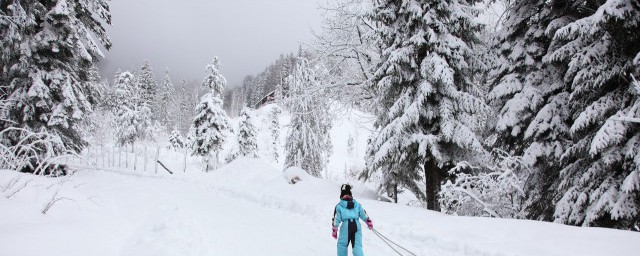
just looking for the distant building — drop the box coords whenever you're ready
[255,90,276,108]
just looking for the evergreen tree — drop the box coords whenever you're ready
[189,57,230,171]
[138,61,157,108]
[113,71,150,146]
[546,0,640,229]
[229,89,246,117]
[0,0,112,154]
[487,0,565,151]
[113,71,135,111]
[269,105,282,162]
[486,0,580,219]
[168,127,184,150]
[174,80,191,135]
[363,0,489,209]
[284,58,332,177]
[237,107,258,158]
[250,75,265,107]
[156,70,175,126]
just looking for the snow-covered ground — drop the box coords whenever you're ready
[1,157,639,256]
[2,104,639,256]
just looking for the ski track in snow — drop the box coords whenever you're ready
[112,173,484,256]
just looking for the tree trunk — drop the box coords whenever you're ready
[433,162,442,212]
[394,183,398,204]
[425,159,441,211]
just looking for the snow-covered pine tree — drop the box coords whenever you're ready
[269,105,281,162]
[138,61,157,108]
[114,71,136,103]
[363,0,489,210]
[168,127,184,150]
[171,80,192,135]
[284,58,332,177]
[156,70,175,126]
[113,71,151,146]
[189,57,230,171]
[237,107,258,158]
[250,75,266,108]
[625,76,640,124]
[545,0,640,230]
[0,0,111,155]
[274,81,284,103]
[486,0,583,219]
[488,0,563,151]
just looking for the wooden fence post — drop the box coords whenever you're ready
[154,146,160,174]
[111,145,114,167]
[133,144,137,171]
[101,145,105,168]
[183,148,188,173]
[118,147,122,168]
[125,145,129,168]
[144,145,148,172]
[215,151,220,170]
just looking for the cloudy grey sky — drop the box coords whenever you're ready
[99,0,323,87]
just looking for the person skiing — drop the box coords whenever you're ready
[332,184,373,256]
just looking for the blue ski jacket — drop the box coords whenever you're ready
[332,198,369,228]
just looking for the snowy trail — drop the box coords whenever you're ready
[2,159,640,256]
[118,178,333,256]
[109,169,411,256]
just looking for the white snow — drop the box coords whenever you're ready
[1,104,639,256]
[1,156,639,256]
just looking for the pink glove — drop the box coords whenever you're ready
[366,219,373,230]
[332,226,338,239]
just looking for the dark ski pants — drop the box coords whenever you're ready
[337,219,364,256]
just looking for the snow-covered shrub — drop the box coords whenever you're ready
[440,149,529,219]
[79,109,117,146]
[283,166,310,184]
[168,128,185,150]
[0,127,69,176]
[146,121,166,143]
[0,96,70,175]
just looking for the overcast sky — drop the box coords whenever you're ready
[98,0,323,87]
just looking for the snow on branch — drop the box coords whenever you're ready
[0,127,69,175]
[439,150,529,219]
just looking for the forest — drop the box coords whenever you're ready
[1,0,639,236]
